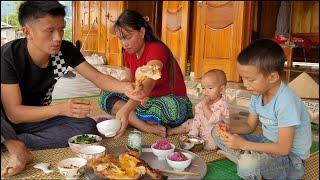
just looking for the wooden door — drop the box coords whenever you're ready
[125,1,163,38]
[73,1,99,55]
[161,1,189,76]
[106,1,124,66]
[193,1,253,81]
[81,1,99,54]
[98,1,107,55]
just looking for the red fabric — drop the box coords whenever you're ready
[292,37,314,52]
[124,42,187,97]
[272,35,288,45]
[273,34,319,52]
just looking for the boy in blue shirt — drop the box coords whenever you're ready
[212,39,312,179]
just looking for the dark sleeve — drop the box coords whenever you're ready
[63,40,86,68]
[1,45,18,84]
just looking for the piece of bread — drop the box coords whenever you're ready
[135,64,161,86]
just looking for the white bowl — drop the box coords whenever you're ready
[96,119,121,137]
[57,157,87,179]
[151,143,175,160]
[166,152,192,171]
[68,134,102,153]
[77,145,106,160]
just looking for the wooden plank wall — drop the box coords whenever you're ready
[292,1,319,34]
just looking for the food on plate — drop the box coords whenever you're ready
[72,134,99,144]
[215,123,228,138]
[182,138,191,143]
[63,164,79,169]
[135,64,161,87]
[87,150,166,180]
[168,152,188,161]
[215,123,241,153]
[153,139,173,150]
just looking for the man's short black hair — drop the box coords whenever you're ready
[18,1,66,26]
[237,39,285,76]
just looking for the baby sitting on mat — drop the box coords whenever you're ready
[167,69,230,150]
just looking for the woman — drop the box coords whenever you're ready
[99,10,193,137]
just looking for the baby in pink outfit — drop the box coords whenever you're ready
[167,69,230,150]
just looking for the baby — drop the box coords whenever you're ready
[167,69,230,150]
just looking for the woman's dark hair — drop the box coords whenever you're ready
[237,39,285,76]
[18,1,65,26]
[114,10,176,92]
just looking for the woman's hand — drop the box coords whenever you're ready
[114,106,131,138]
[58,99,92,118]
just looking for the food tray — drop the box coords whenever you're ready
[83,145,207,180]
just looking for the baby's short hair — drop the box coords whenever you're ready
[203,69,227,86]
[237,39,285,76]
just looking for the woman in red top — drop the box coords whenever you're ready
[99,10,193,137]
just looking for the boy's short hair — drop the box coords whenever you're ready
[203,69,227,86]
[18,1,65,26]
[237,39,285,76]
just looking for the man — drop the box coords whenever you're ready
[1,1,143,151]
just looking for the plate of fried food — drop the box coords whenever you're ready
[83,145,207,180]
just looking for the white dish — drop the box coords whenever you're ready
[57,157,87,179]
[166,152,193,171]
[96,119,121,137]
[68,134,102,153]
[77,145,106,160]
[151,143,175,160]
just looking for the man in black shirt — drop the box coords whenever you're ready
[1,1,144,176]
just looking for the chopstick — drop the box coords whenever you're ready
[158,169,200,176]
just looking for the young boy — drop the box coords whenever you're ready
[167,69,230,150]
[212,39,312,179]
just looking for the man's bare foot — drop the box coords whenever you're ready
[148,124,166,137]
[217,150,238,164]
[1,140,34,177]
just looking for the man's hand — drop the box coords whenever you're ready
[58,99,92,118]
[124,82,148,104]
[114,106,131,139]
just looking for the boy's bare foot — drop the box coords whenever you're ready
[1,140,34,177]
[148,124,166,137]
[217,150,238,164]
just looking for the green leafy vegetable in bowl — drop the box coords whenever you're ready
[73,135,98,144]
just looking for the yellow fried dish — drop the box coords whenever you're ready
[87,151,166,180]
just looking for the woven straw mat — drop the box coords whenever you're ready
[1,130,225,180]
[1,96,318,179]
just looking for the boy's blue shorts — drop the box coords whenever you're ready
[211,127,305,179]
